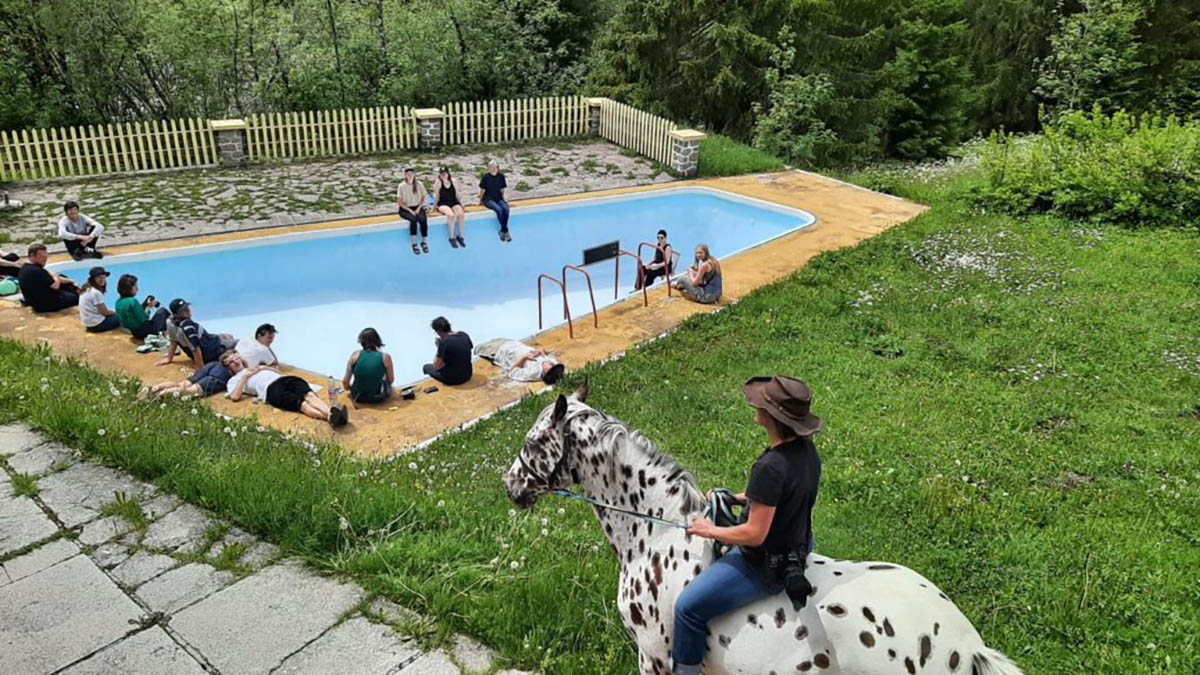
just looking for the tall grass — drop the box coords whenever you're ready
[696,134,785,177]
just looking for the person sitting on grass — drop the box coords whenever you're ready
[673,243,723,305]
[78,267,121,333]
[423,316,473,385]
[57,201,105,260]
[223,351,348,427]
[434,167,467,249]
[635,229,673,290]
[18,243,80,313]
[157,298,235,368]
[479,160,511,242]
[474,338,565,384]
[236,323,279,367]
[115,274,170,340]
[139,355,233,399]
[397,167,430,255]
[342,327,395,404]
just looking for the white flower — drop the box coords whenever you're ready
[408,462,418,470]
[490,557,500,566]
[509,560,520,569]
[508,509,517,517]
[540,528,548,536]
[256,425,266,432]
[540,517,548,526]
[437,500,446,508]
[181,430,191,436]
[223,426,231,434]
[556,508,566,516]
[338,516,349,531]
[229,431,237,438]
[191,408,198,415]
[160,403,167,409]
[96,428,106,436]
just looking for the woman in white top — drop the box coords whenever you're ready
[474,338,565,384]
[78,266,120,333]
[222,352,347,427]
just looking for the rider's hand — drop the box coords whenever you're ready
[687,517,717,539]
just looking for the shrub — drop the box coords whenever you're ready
[696,134,785,177]
[975,108,1200,228]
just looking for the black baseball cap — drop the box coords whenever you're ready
[169,298,190,315]
[87,266,110,280]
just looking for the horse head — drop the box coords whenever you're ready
[504,381,590,509]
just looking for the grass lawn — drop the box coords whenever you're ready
[1,161,1196,673]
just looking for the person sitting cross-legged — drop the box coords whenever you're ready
[139,356,233,399]
[342,327,395,404]
[78,266,120,333]
[422,316,473,385]
[57,200,105,260]
[474,338,565,384]
[223,352,348,427]
[672,243,723,305]
[18,243,80,313]
[115,274,170,340]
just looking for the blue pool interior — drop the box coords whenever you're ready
[52,189,815,381]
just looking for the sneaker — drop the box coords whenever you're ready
[498,230,506,242]
[456,236,466,248]
[84,248,103,259]
[70,250,84,261]
[329,406,349,428]
[502,231,512,242]
[449,238,459,249]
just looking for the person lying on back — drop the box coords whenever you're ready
[474,338,565,384]
[423,316,472,385]
[140,356,233,399]
[223,352,348,427]
[156,298,235,369]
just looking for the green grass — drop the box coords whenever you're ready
[0,164,1196,673]
[10,472,39,497]
[98,491,149,534]
[696,134,785,177]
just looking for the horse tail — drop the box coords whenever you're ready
[971,647,1024,675]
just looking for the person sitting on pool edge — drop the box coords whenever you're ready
[223,351,348,427]
[115,274,170,340]
[423,316,473,385]
[17,244,81,313]
[635,229,674,290]
[157,298,236,369]
[479,160,511,242]
[434,167,467,249]
[139,351,233,399]
[474,338,565,384]
[236,323,279,367]
[77,266,121,333]
[673,243,723,305]
[342,327,395,404]
[397,167,430,255]
[58,201,106,260]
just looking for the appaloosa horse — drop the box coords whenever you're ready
[504,386,1024,675]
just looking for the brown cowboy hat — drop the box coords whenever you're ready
[743,376,824,437]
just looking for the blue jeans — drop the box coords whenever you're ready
[85,314,121,333]
[482,198,509,232]
[672,548,781,673]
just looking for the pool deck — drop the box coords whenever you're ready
[0,171,926,459]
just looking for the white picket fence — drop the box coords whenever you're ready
[0,119,218,181]
[245,106,418,161]
[442,96,589,145]
[597,99,677,166]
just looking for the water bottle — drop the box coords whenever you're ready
[327,375,337,405]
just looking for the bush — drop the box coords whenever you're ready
[975,108,1200,228]
[696,134,785,177]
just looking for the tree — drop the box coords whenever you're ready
[1036,0,1145,113]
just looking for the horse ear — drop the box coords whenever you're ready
[552,394,569,424]
[574,377,589,403]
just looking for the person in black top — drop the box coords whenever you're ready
[478,160,511,242]
[17,243,80,313]
[635,229,674,290]
[422,316,473,385]
[434,167,467,249]
[671,376,823,675]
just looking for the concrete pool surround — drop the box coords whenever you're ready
[0,172,927,458]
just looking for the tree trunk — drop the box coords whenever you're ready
[326,0,347,107]
[375,0,389,77]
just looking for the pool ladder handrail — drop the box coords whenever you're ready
[637,241,673,297]
[613,249,648,307]
[562,265,599,333]
[537,274,574,338]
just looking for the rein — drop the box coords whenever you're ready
[550,489,689,530]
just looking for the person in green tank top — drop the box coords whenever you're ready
[342,327,395,404]
[115,274,170,340]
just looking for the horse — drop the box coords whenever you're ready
[504,385,1024,675]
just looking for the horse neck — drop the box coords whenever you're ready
[568,413,706,560]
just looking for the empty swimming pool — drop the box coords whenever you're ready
[51,187,815,380]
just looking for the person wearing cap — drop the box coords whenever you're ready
[157,299,235,369]
[670,376,823,675]
[478,160,511,242]
[78,266,121,333]
[397,168,430,255]
[57,201,105,260]
[17,243,80,313]
[236,323,279,367]
[434,167,467,249]
[115,274,170,340]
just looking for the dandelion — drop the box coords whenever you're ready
[338,516,349,531]
[229,431,237,438]
[191,408,198,415]
[256,425,266,432]
[540,517,548,526]
[540,528,548,536]
[408,462,418,470]
[437,500,446,508]
[509,560,520,569]
[556,508,566,516]
[97,428,107,436]
[181,430,191,436]
[508,509,517,517]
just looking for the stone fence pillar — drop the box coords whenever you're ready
[586,97,605,135]
[413,108,445,151]
[669,129,706,177]
[210,119,248,168]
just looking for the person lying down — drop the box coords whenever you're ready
[474,339,565,385]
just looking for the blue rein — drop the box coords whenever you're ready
[550,489,690,530]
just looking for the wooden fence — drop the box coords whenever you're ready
[0,119,217,181]
[245,106,417,161]
[597,99,677,166]
[442,96,589,146]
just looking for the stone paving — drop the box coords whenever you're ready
[0,139,675,251]
[0,422,525,674]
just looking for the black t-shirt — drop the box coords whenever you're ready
[744,437,821,555]
[17,264,60,311]
[436,331,474,384]
[479,173,507,203]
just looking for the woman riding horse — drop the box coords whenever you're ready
[673,376,822,675]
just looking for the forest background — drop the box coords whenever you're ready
[1,0,1198,167]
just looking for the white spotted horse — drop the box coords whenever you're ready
[504,385,1024,675]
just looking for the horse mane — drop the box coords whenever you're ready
[586,411,705,516]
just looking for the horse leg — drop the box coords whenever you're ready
[638,647,671,675]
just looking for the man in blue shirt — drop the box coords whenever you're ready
[478,160,511,242]
[156,298,234,369]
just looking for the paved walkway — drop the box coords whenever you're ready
[0,140,673,250]
[0,423,521,674]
